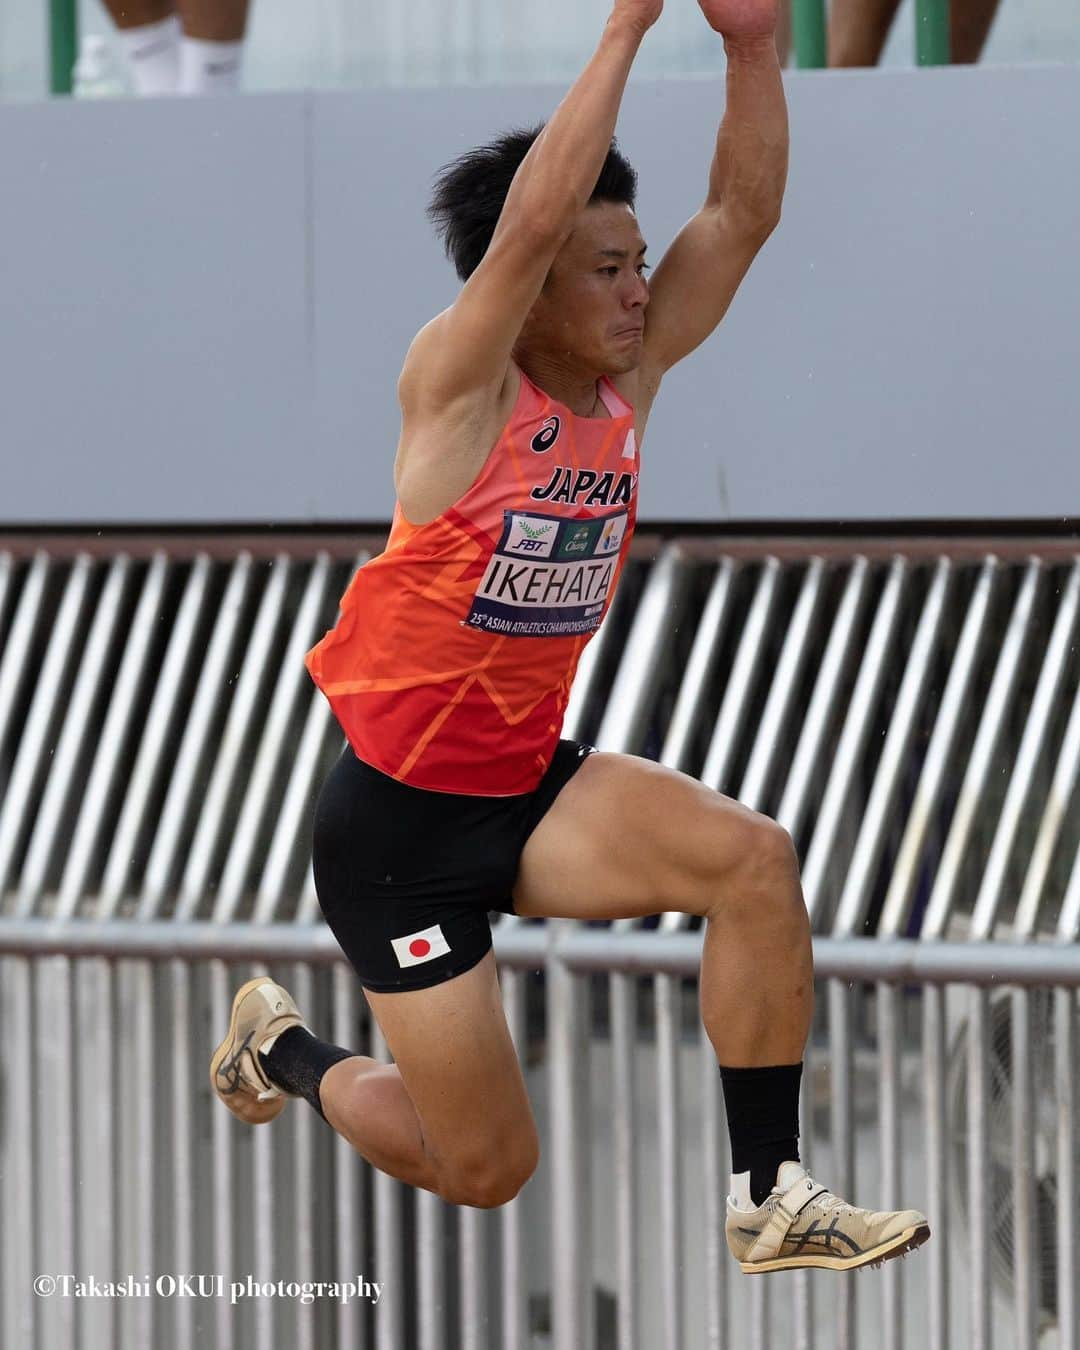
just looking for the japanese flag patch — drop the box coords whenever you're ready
[391,923,451,968]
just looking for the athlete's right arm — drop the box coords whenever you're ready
[399,1,662,415]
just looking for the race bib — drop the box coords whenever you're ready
[462,508,628,638]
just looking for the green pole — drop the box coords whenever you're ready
[50,0,78,94]
[916,0,951,64]
[792,0,827,69]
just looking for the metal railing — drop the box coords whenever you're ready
[0,929,1076,1350]
[1,533,1078,1349]
[3,538,1077,935]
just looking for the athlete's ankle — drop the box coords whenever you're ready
[259,1026,358,1120]
[719,1062,803,1207]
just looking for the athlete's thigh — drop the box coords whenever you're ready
[362,950,538,1175]
[512,750,766,919]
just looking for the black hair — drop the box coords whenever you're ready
[426,122,638,283]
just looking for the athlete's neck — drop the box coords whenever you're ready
[515,351,606,418]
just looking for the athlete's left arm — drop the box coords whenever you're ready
[639,5,788,379]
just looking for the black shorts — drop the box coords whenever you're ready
[311,739,596,992]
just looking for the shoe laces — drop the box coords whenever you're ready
[797,1177,854,1219]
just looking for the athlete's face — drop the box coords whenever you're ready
[525,202,650,376]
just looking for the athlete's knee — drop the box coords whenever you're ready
[437,1138,539,1210]
[710,814,802,922]
[755,815,799,883]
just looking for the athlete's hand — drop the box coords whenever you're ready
[697,0,778,38]
[610,0,664,36]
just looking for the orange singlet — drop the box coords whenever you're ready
[305,368,640,795]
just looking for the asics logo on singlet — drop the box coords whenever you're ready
[530,416,561,453]
[531,466,638,507]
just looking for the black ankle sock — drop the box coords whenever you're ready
[718,1062,803,1208]
[259,1026,356,1121]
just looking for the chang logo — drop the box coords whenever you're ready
[530,416,561,454]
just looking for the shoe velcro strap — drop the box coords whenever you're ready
[778,1176,828,1219]
[744,1178,829,1263]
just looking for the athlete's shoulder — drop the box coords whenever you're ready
[398,316,521,432]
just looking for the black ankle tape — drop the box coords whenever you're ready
[259,1026,356,1121]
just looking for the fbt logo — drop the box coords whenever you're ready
[505,514,558,557]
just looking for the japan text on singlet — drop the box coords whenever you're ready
[304,366,640,795]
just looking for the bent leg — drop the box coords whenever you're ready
[319,952,539,1208]
[513,751,929,1239]
[512,750,813,1066]
[316,1055,437,1192]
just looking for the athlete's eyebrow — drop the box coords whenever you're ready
[595,243,648,259]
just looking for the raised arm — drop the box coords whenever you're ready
[401,2,662,416]
[638,0,788,379]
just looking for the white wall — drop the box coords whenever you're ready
[2,66,1079,524]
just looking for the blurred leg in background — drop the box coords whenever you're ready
[948,0,1001,63]
[774,0,792,66]
[175,0,251,93]
[103,0,180,95]
[828,0,1001,66]
[100,0,251,94]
